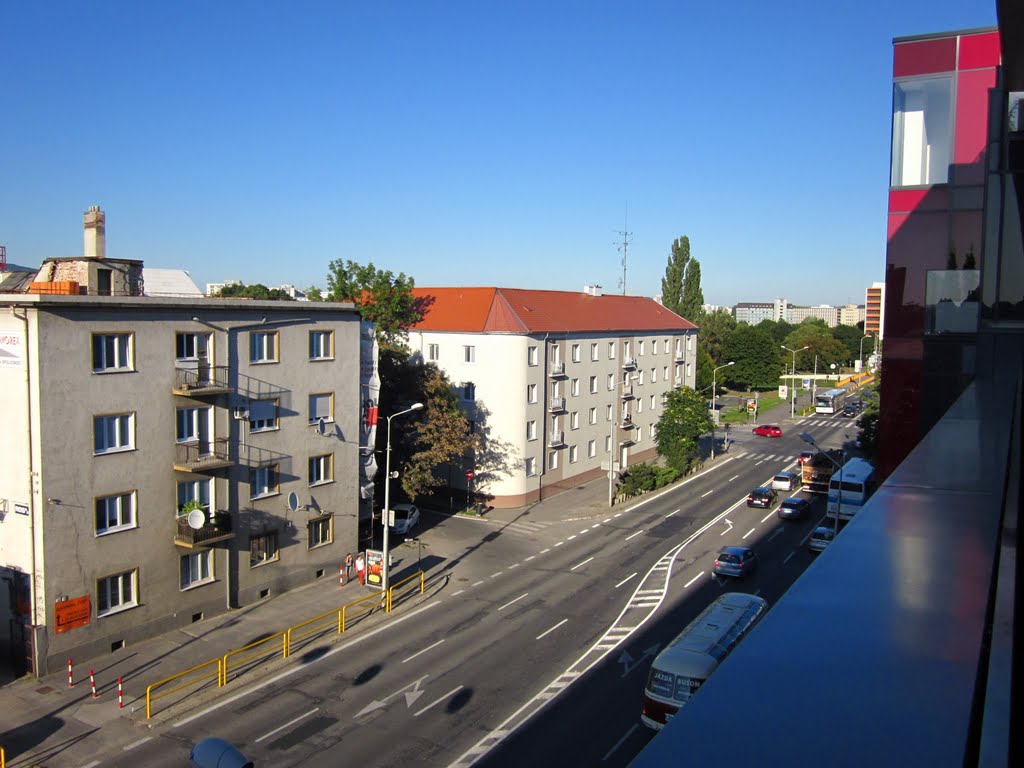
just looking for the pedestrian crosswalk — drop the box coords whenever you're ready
[735,452,801,465]
[798,417,849,428]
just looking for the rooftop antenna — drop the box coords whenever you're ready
[614,205,631,295]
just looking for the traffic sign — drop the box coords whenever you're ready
[802,378,811,388]
[466,470,474,481]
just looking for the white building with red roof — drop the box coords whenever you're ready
[407,285,699,507]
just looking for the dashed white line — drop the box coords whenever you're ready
[499,593,529,611]
[580,528,590,534]
[414,685,464,717]
[767,527,784,542]
[490,572,503,578]
[570,556,594,571]
[742,528,755,539]
[472,580,485,587]
[684,571,705,588]
[554,541,565,547]
[729,474,740,481]
[402,639,446,663]
[536,619,568,640]
[701,490,714,498]
[122,737,153,751]
[255,709,319,743]
[80,762,100,768]
[525,555,536,561]
[508,563,520,569]
[603,518,612,523]
[615,572,637,588]
[591,523,601,529]
[761,510,775,523]
[567,535,577,541]
[540,548,551,554]
[665,510,678,517]
[613,513,623,518]
[451,589,465,596]
[625,530,644,541]
[603,724,639,761]
[783,551,795,564]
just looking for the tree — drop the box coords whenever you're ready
[215,283,294,301]
[680,258,705,324]
[305,286,324,302]
[699,308,736,367]
[694,345,715,394]
[655,386,714,474]
[324,259,424,348]
[855,373,881,464]
[660,236,690,317]
[832,323,865,365]
[756,318,795,345]
[782,324,847,371]
[722,324,780,390]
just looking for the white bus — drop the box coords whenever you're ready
[815,387,848,414]
[641,592,769,730]
[826,458,876,520]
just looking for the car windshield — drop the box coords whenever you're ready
[394,509,409,521]
[781,500,801,509]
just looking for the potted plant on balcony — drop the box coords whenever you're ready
[178,499,206,529]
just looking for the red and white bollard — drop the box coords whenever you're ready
[67,658,74,688]
[339,564,344,587]
[118,677,123,709]
[89,669,97,699]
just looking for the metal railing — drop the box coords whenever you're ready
[620,384,634,399]
[547,430,565,447]
[146,658,223,718]
[222,632,287,686]
[174,438,232,471]
[548,396,566,412]
[549,361,565,376]
[173,365,233,395]
[174,510,233,547]
[622,356,636,369]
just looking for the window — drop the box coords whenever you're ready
[250,465,279,499]
[891,76,953,187]
[308,516,333,548]
[176,332,210,361]
[637,398,643,414]
[608,342,616,359]
[548,451,558,470]
[180,551,213,589]
[687,336,693,351]
[176,406,212,443]
[309,392,334,424]
[664,339,671,354]
[527,383,538,403]
[464,345,476,363]
[589,407,597,425]
[571,378,580,397]
[605,435,612,452]
[428,343,440,361]
[608,373,615,391]
[249,399,279,432]
[97,571,137,616]
[664,365,669,381]
[607,404,614,421]
[652,339,658,355]
[525,457,537,477]
[309,453,334,486]
[94,413,134,454]
[651,394,657,409]
[624,341,631,358]
[527,346,538,366]
[249,331,278,363]
[638,340,645,356]
[589,376,598,394]
[95,491,136,535]
[571,344,581,363]
[638,370,645,385]
[309,330,334,360]
[570,411,580,430]
[569,445,578,463]
[527,420,537,441]
[250,532,279,567]
[651,368,657,383]
[591,343,599,361]
[550,345,560,364]
[651,424,657,439]
[588,440,596,458]
[178,479,211,514]
[463,382,476,401]
[92,333,133,372]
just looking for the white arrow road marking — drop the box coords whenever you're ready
[720,518,734,536]
[618,644,660,677]
[414,685,464,717]
[354,675,430,718]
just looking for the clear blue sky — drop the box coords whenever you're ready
[2,1,996,307]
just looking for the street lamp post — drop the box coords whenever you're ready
[382,402,423,593]
[781,345,809,419]
[710,362,735,460]
[799,431,843,537]
[859,334,870,373]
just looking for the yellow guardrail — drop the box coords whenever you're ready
[341,589,388,633]
[386,570,426,612]
[2,744,6,768]
[146,657,223,719]
[222,631,287,686]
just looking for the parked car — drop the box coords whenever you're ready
[808,526,836,553]
[389,503,420,535]
[746,487,778,509]
[752,424,783,437]
[713,546,759,577]
[797,450,817,465]
[771,471,801,491]
[841,404,858,417]
[777,496,810,519]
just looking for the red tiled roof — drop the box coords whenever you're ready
[411,287,697,333]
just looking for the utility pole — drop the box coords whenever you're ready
[615,204,632,295]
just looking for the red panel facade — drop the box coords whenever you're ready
[893,37,956,77]
[957,30,1001,69]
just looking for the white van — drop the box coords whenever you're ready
[772,471,800,492]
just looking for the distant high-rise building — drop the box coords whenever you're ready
[734,302,775,325]
[865,282,884,339]
[789,305,840,326]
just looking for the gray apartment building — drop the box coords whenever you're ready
[0,209,365,676]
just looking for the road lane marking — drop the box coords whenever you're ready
[742,527,755,539]
[591,523,601,528]
[490,572,503,578]
[256,709,319,743]
[525,555,536,561]
[81,763,100,768]
[761,510,775,523]
[603,724,639,761]
[729,474,740,481]
[508,563,520,569]
[665,510,678,518]
[472,580,484,587]
[498,593,529,611]
[122,737,152,751]
[567,535,577,540]
[784,551,795,564]
[625,529,644,541]
[615,572,637,588]
[451,589,465,596]
[701,489,714,498]
[767,527,784,542]
[540,548,551,554]
[603,518,612,523]
[684,571,704,588]
[613,513,622,518]
[414,685,465,717]
[536,619,568,640]
[402,639,446,663]
[570,556,594,571]
[554,541,565,547]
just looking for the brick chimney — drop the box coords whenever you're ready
[83,205,105,260]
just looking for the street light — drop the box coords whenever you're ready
[799,431,843,537]
[781,345,809,418]
[710,361,735,460]
[382,402,423,593]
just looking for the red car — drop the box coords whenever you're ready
[752,424,783,437]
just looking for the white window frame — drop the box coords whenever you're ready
[180,550,214,590]
[569,445,578,463]
[178,478,212,514]
[176,331,211,361]
[527,420,537,441]
[652,339,658,355]
[176,406,212,444]
[608,373,615,391]
[525,457,537,477]
[651,368,657,383]
[608,342,616,359]
[464,345,476,363]
[570,411,580,430]
[589,407,597,425]
[638,370,646,385]
[571,344,581,363]
[606,404,614,421]
[571,378,580,397]
[428,343,440,361]
[605,435,612,452]
[588,439,596,458]
[651,394,657,409]
[250,531,280,567]
[637,398,644,413]
[664,339,671,354]
[309,330,334,360]
[92,333,133,373]
[250,464,280,500]
[591,343,599,361]
[249,330,279,363]
[548,451,558,470]
[527,345,538,366]
[527,383,538,404]
[589,376,598,394]
[94,413,134,454]
[463,382,476,401]
[97,570,137,616]
[309,453,334,486]
[95,491,136,535]
[638,340,645,356]
[308,516,333,549]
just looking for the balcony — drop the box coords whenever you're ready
[620,413,633,428]
[548,396,567,412]
[547,430,565,447]
[622,356,636,370]
[174,438,233,472]
[174,510,234,548]
[173,365,233,396]
[674,352,685,363]
[549,361,566,377]
[620,384,634,400]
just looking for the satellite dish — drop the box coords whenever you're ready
[187,509,206,530]
[316,417,327,436]
[287,491,299,513]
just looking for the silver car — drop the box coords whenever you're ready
[389,503,420,535]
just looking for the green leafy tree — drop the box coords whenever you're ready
[722,324,779,390]
[660,236,690,317]
[832,324,867,366]
[324,259,424,348]
[855,373,881,463]
[756,318,795,345]
[655,386,714,474]
[215,283,294,301]
[680,258,705,324]
[699,308,736,366]
[694,345,715,394]
[782,323,847,372]
[305,286,324,302]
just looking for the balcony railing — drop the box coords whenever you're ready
[622,356,636,370]
[674,352,685,363]
[547,430,565,447]
[173,365,233,396]
[174,510,234,548]
[549,361,566,377]
[620,384,634,399]
[620,413,634,428]
[548,396,567,412]
[174,438,233,472]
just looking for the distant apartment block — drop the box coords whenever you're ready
[734,302,776,325]
[865,281,884,339]
[0,207,366,676]
[789,304,840,326]
[406,285,698,507]
[838,304,865,327]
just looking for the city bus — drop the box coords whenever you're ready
[826,458,877,520]
[641,592,769,730]
[815,387,848,414]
